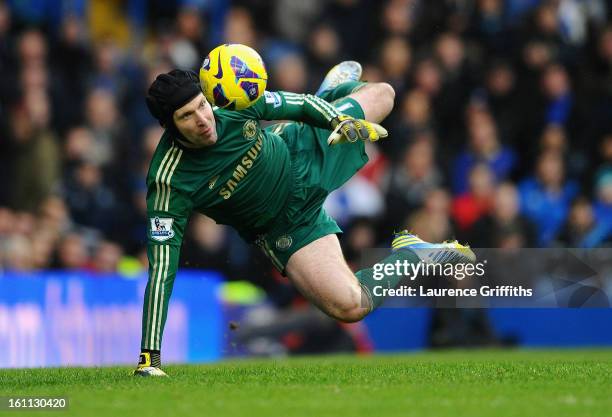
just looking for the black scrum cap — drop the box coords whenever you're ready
[145,69,201,127]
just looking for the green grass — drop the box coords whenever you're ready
[1,350,611,417]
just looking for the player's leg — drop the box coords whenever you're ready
[320,81,395,124]
[285,231,476,323]
[345,82,395,124]
[284,234,369,323]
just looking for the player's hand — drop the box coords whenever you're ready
[328,115,388,146]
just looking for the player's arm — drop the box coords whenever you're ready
[138,181,193,370]
[246,91,388,145]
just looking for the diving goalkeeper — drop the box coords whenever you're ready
[135,62,475,376]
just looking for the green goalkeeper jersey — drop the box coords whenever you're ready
[142,91,343,350]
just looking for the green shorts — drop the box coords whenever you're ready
[257,96,367,273]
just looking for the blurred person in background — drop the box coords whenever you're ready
[59,159,119,235]
[388,89,435,158]
[89,40,126,95]
[469,182,537,248]
[452,163,496,235]
[412,57,442,101]
[8,88,60,212]
[536,123,587,181]
[269,51,308,93]
[405,188,455,244]
[541,63,573,127]
[481,60,522,146]
[381,135,443,236]
[467,0,510,54]
[3,234,33,271]
[175,5,209,59]
[63,126,96,170]
[83,87,133,201]
[83,87,128,167]
[180,214,233,277]
[91,240,124,273]
[30,228,59,270]
[558,196,612,247]
[52,232,89,270]
[224,7,257,47]
[452,107,517,194]
[519,150,579,246]
[38,196,71,237]
[379,36,411,96]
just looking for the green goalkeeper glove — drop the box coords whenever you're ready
[328,115,389,146]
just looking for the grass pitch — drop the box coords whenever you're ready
[1,350,611,417]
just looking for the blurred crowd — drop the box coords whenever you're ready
[0,0,611,283]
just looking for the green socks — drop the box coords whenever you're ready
[319,81,367,101]
[355,249,420,310]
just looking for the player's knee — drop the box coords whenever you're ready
[371,82,395,119]
[333,305,369,323]
[327,288,369,323]
[378,82,395,101]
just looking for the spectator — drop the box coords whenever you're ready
[383,137,443,223]
[391,89,434,147]
[541,63,573,126]
[452,108,517,194]
[379,36,411,95]
[225,7,258,46]
[452,163,496,233]
[269,51,308,93]
[558,196,611,247]
[469,182,537,247]
[406,188,455,244]
[519,151,579,246]
[482,61,521,145]
[60,160,119,234]
[8,89,60,212]
[53,232,89,270]
[91,241,124,273]
[180,214,233,277]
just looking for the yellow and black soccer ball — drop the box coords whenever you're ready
[199,43,268,110]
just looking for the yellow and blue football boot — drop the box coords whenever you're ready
[315,61,362,97]
[391,231,476,265]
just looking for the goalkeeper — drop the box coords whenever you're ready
[135,62,474,376]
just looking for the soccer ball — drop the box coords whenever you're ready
[199,44,268,110]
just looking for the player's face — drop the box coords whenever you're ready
[173,93,217,147]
